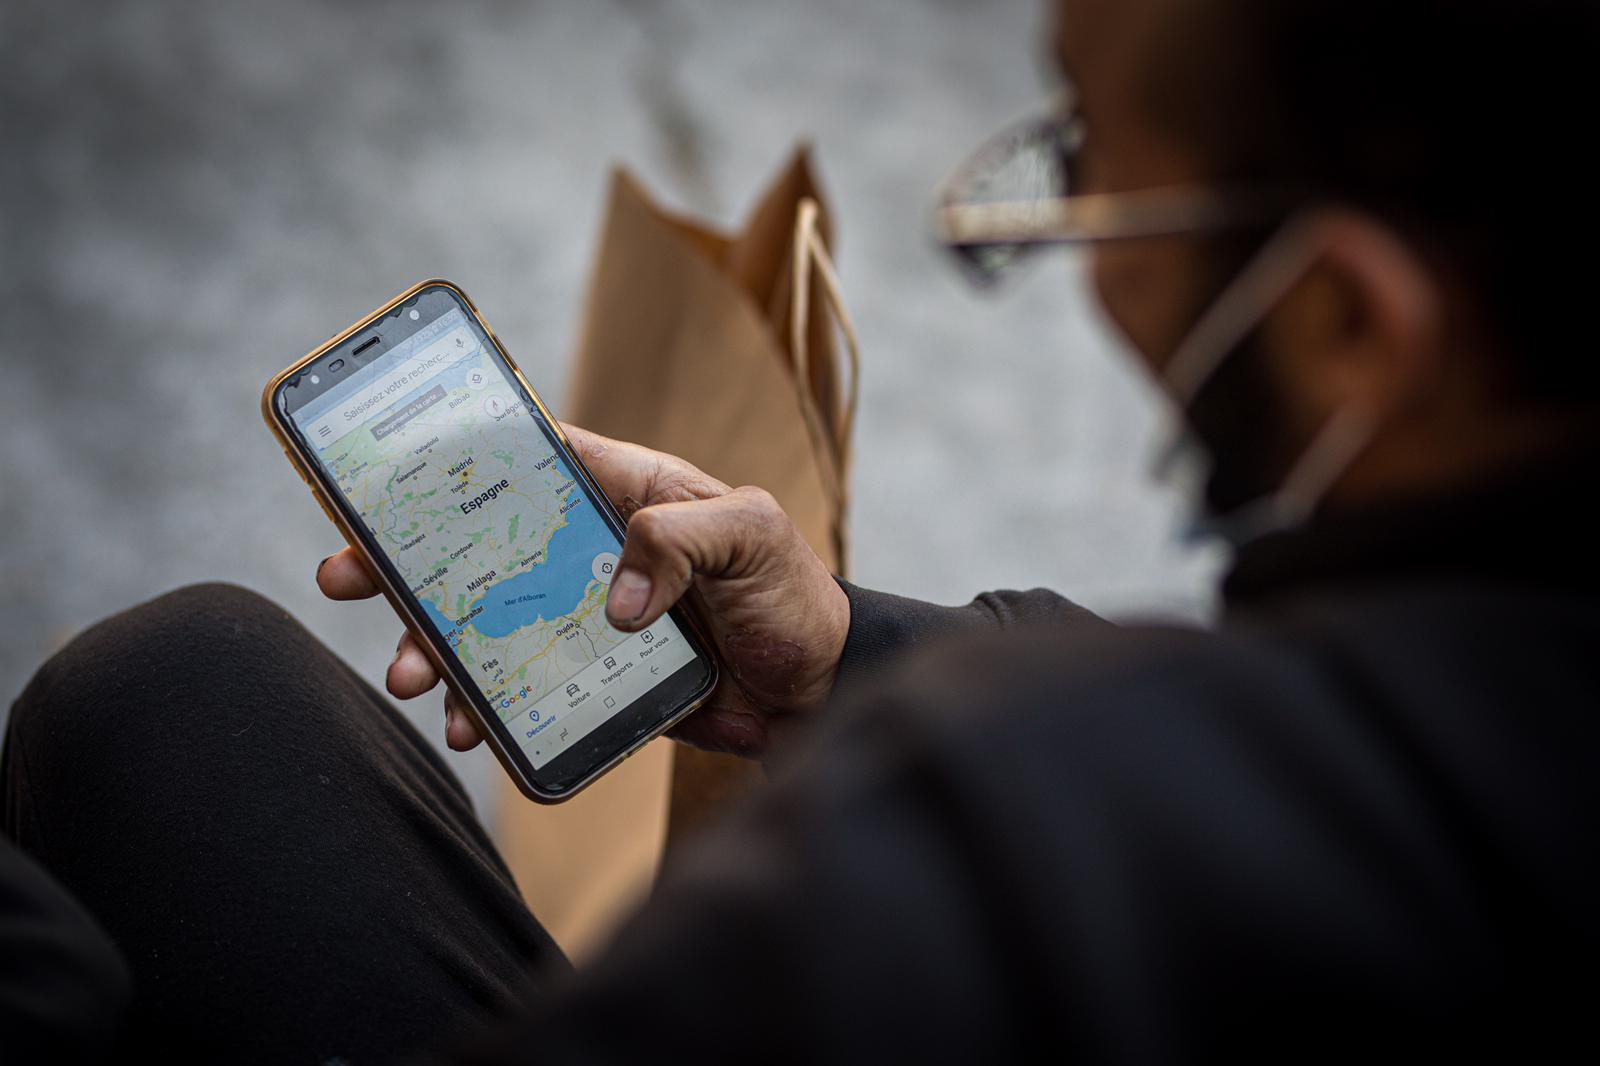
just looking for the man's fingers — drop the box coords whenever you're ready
[316,547,381,600]
[386,630,441,700]
[557,422,656,510]
[606,485,785,632]
[558,421,729,511]
[443,689,486,752]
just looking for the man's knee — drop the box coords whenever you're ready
[7,582,320,773]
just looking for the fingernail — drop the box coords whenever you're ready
[608,568,652,623]
[317,556,331,578]
[392,634,406,665]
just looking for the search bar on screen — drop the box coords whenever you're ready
[303,325,475,446]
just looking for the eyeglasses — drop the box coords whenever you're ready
[932,94,1297,287]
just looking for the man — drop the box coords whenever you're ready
[4,0,1596,1061]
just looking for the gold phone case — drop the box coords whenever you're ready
[261,278,717,803]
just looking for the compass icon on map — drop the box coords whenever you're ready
[483,395,507,418]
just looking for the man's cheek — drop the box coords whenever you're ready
[1090,249,1167,374]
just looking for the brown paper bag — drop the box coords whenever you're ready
[494,147,859,960]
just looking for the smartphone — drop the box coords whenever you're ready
[262,279,719,802]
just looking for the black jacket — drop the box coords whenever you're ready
[461,445,1599,1063]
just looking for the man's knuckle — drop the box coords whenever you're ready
[627,505,665,545]
[656,467,727,503]
[731,484,777,511]
[731,486,787,537]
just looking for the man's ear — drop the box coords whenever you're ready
[1262,210,1444,430]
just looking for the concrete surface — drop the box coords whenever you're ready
[0,0,1221,817]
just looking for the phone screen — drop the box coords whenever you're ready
[282,289,700,775]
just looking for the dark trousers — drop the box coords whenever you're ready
[2,584,569,1064]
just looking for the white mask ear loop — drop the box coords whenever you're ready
[1225,404,1378,540]
[1152,211,1382,545]
[1162,211,1326,407]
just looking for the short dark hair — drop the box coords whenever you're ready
[1155,0,1600,402]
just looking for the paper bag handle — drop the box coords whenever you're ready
[789,197,860,573]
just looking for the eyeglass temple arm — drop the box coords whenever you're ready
[935,187,1289,247]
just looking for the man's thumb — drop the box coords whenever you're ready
[604,486,784,631]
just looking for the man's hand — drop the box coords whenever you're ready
[315,422,850,760]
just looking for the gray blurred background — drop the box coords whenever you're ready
[1,0,1219,816]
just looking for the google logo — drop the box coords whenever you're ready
[496,685,534,712]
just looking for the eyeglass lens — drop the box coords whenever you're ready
[941,112,1085,286]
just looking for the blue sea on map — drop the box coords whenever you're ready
[419,475,614,643]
